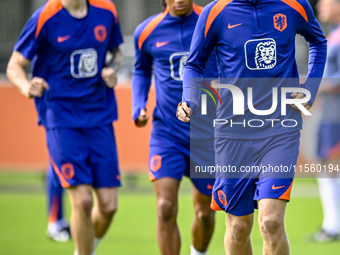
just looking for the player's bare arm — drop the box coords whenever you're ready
[177,102,192,123]
[290,92,311,110]
[101,47,122,88]
[6,51,48,98]
[135,108,150,127]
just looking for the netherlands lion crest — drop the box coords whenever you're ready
[169,52,190,81]
[255,40,276,69]
[70,48,98,78]
[179,55,188,80]
[274,13,287,32]
[78,50,97,77]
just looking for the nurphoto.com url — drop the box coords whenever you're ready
[195,164,340,175]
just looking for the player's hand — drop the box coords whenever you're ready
[177,102,192,122]
[135,109,149,127]
[290,92,311,111]
[101,67,117,88]
[24,77,49,98]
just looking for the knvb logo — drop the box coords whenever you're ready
[200,83,311,116]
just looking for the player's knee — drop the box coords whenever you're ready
[259,216,283,236]
[75,196,93,216]
[229,218,252,243]
[157,198,177,222]
[195,207,215,226]
[99,203,117,217]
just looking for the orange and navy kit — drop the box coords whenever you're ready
[182,0,327,215]
[14,0,123,188]
[132,5,218,195]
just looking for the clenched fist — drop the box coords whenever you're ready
[101,67,117,88]
[24,77,49,98]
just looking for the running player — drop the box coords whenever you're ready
[177,0,327,254]
[132,1,217,255]
[46,164,71,242]
[312,0,340,242]
[7,0,123,254]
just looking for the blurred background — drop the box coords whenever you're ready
[0,0,339,255]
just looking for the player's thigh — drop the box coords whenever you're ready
[189,138,215,179]
[86,125,121,189]
[192,184,215,218]
[212,178,257,216]
[254,131,300,202]
[189,139,215,197]
[212,138,257,216]
[67,184,93,209]
[149,138,187,182]
[153,178,181,216]
[46,128,91,188]
[258,198,287,226]
[93,187,118,212]
[257,131,300,179]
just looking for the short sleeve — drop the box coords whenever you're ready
[108,11,123,50]
[14,10,43,60]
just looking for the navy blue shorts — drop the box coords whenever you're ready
[211,131,300,216]
[317,123,340,161]
[149,136,215,196]
[46,125,121,188]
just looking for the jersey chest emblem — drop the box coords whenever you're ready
[273,14,287,32]
[94,25,107,42]
[169,52,189,81]
[70,48,98,78]
[245,38,277,70]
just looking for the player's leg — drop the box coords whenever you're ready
[91,187,118,249]
[225,213,254,255]
[189,140,216,254]
[149,138,187,255]
[258,199,289,255]
[213,137,257,255]
[47,128,94,255]
[314,159,340,241]
[255,177,293,255]
[88,125,121,252]
[313,124,340,241]
[46,163,71,242]
[254,131,299,255]
[153,177,181,255]
[67,185,95,255]
[191,184,215,254]
[211,178,255,255]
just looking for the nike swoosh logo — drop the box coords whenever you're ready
[57,35,70,43]
[228,23,242,29]
[272,185,286,190]
[156,41,170,48]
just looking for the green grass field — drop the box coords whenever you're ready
[1,173,340,255]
